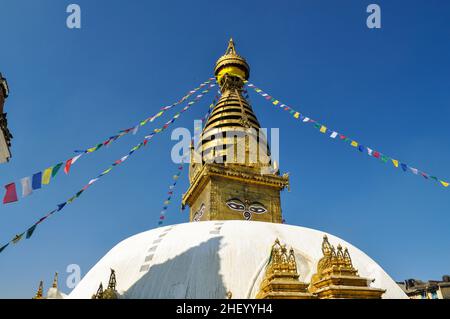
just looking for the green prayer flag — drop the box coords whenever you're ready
[67,196,76,204]
[52,163,63,177]
[76,190,84,198]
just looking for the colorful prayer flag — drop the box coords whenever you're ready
[12,233,24,244]
[26,225,37,239]
[0,243,9,253]
[32,172,42,190]
[52,163,63,177]
[42,167,52,185]
[320,126,327,133]
[330,132,338,139]
[441,181,449,187]
[392,159,399,168]
[20,177,33,198]
[64,158,73,174]
[350,141,358,147]
[3,183,18,204]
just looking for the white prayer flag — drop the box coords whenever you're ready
[21,177,32,198]
[71,154,83,165]
[303,117,310,122]
[132,125,139,135]
[88,178,99,185]
[367,147,373,156]
[330,131,338,139]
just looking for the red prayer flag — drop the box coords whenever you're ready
[3,183,18,204]
[64,158,73,174]
[373,151,380,158]
[160,215,165,220]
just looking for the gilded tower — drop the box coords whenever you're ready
[182,39,289,223]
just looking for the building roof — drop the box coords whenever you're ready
[68,221,407,299]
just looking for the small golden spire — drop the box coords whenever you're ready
[226,291,232,299]
[92,282,104,299]
[226,38,236,55]
[107,269,117,290]
[33,281,44,299]
[52,272,58,289]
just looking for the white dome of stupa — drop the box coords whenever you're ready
[68,221,407,299]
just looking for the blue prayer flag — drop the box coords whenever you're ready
[32,172,42,190]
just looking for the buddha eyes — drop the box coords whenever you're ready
[226,200,267,215]
[249,206,267,214]
[227,202,245,211]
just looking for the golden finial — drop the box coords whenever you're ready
[226,291,232,299]
[321,235,333,257]
[107,269,117,290]
[52,272,58,289]
[226,38,236,55]
[92,282,104,299]
[343,248,353,268]
[33,280,44,299]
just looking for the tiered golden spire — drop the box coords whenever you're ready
[197,38,267,167]
[183,39,289,223]
[256,239,316,299]
[92,269,119,299]
[309,235,385,299]
[33,280,44,299]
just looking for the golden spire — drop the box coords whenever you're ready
[107,269,117,290]
[52,272,58,289]
[309,235,385,298]
[226,38,236,55]
[182,40,289,224]
[257,239,316,299]
[92,282,104,299]
[33,281,44,299]
[199,39,268,166]
[214,38,249,84]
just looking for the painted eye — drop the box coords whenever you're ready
[249,205,267,214]
[227,202,245,211]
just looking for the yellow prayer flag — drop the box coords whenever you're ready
[392,159,399,167]
[320,126,327,133]
[294,112,300,119]
[42,168,52,185]
[350,141,358,147]
[441,181,449,187]
[87,147,97,153]
[273,100,279,105]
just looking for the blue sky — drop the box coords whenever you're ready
[0,0,449,298]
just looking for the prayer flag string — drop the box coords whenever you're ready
[157,163,185,227]
[245,81,449,189]
[2,78,215,205]
[0,83,216,255]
